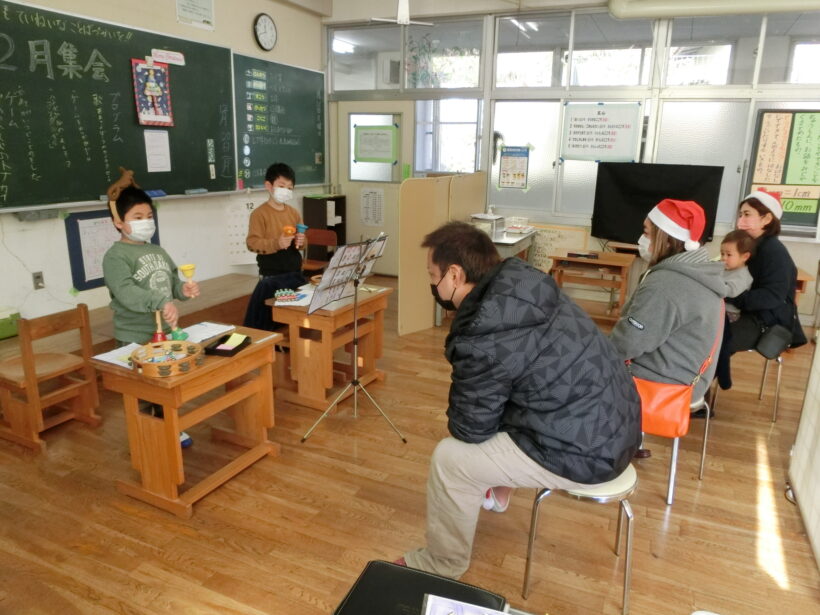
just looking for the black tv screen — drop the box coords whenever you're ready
[591,162,724,244]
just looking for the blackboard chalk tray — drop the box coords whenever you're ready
[204,334,252,357]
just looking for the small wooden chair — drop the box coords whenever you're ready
[0,304,101,452]
[303,228,338,273]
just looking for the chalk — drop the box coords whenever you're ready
[185,188,208,195]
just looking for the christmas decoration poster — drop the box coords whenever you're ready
[131,59,174,127]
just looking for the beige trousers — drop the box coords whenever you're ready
[404,432,586,579]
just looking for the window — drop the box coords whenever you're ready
[569,13,653,86]
[791,43,820,83]
[667,15,762,86]
[760,11,820,84]
[330,26,401,91]
[406,20,483,88]
[415,99,481,173]
[496,14,569,87]
[349,113,398,182]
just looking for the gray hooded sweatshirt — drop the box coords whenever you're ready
[611,247,726,400]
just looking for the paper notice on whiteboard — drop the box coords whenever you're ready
[361,188,384,226]
[144,130,172,172]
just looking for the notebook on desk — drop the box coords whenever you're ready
[333,560,506,615]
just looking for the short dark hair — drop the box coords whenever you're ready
[722,229,755,256]
[422,221,500,283]
[740,197,781,237]
[113,186,154,222]
[265,162,295,185]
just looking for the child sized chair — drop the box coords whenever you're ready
[523,463,638,615]
[0,304,100,452]
[302,228,338,274]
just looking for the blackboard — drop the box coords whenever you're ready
[0,0,235,209]
[233,53,324,188]
[748,109,820,229]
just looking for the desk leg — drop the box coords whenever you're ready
[117,397,189,518]
[215,364,281,458]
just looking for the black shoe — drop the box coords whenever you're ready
[634,448,652,459]
[690,407,715,419]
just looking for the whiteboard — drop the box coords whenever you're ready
[529,223,589,272]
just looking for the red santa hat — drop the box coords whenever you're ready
[647,199,706,252]
[744,189,783,219]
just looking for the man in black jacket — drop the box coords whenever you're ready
[402,222,641,579]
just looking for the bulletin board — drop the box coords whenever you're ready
[529,223,589,272]
[748,110,820,229]
[64,209,161,291]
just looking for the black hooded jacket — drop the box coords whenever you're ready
[445,258,641,485]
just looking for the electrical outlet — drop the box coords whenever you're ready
[32,271,44,289]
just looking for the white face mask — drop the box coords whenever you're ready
[272,187,293,203]
[637,234,652,262]
[125,218,156,243]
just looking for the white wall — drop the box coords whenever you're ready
[0,0,325,319]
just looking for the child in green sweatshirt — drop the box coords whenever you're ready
[102,186,201,447]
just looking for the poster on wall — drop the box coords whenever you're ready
[176,0,214,29]
[561,102,641,162]
[499,146,530,189]
[131,59,174,126]
[361,188,384,226]
[749,110,820,229]
[354,125,398,163]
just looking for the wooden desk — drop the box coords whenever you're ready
[797,268,813,299]
[549,251,636,323]
[92,326,281,518]
[269,287,393,411]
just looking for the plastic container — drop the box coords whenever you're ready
[0,307,20,340]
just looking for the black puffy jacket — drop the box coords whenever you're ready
[445,258,641,484]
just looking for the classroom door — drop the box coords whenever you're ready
[333,100,414,276]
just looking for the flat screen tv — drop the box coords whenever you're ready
[591,162,724,244]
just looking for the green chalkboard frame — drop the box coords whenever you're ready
[747,109,820,230]
[233,53,325,188]
[0,0,236,210]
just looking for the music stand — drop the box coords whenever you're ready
[301,233,407,444]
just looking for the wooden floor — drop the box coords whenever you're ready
[1,275,818,614]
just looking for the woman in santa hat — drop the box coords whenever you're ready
[611,200,726,452]
[728,190,807,352]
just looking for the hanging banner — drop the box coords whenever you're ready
[561,102,641,162]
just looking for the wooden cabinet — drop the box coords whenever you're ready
[302,195,346,261]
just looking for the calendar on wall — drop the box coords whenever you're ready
[225,198,258,265]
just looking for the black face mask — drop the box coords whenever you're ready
[430,275,457,311]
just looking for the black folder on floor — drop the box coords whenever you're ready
[333,560,507,615]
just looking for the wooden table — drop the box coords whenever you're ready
[92,326,281,518]
[549,250,636,323]
[269,287,393,411]
[494,230,536,261]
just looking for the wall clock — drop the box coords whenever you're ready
[253,13,277,51]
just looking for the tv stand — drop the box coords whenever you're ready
[549,250,635,324]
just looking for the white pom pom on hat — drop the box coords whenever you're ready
[744,189,783,219]
[647,199,706,252]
